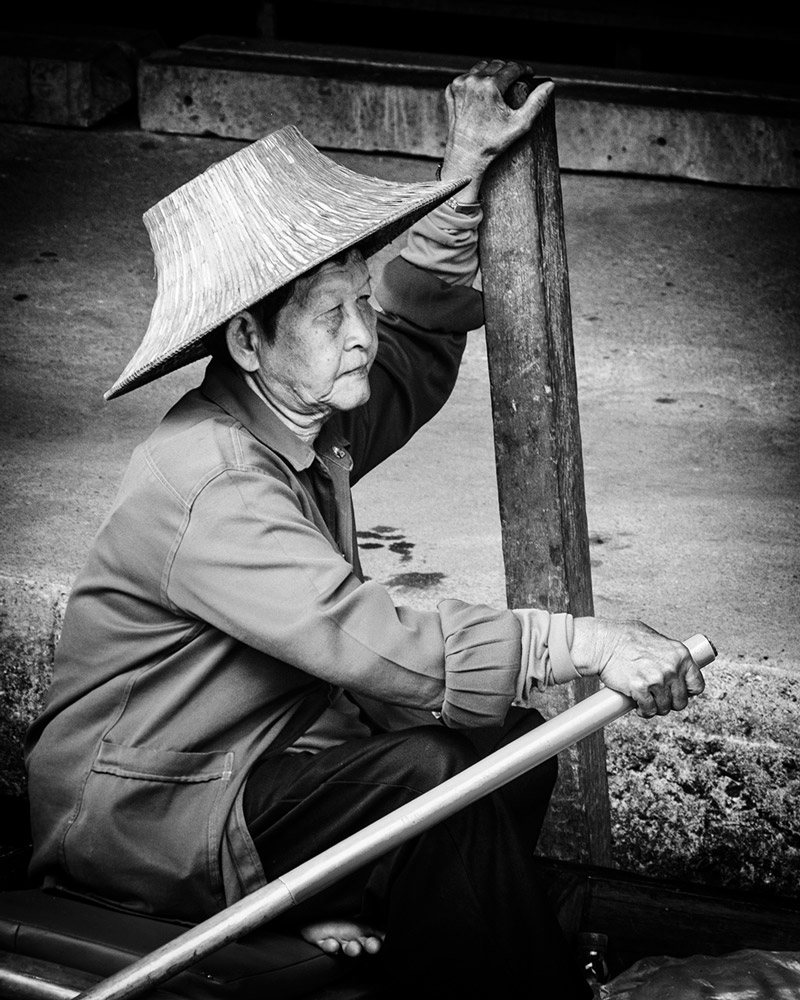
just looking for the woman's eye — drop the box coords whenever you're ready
[318,306,343,334]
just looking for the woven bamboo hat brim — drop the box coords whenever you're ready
[105,125,469,399]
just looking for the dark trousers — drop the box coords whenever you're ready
[243,708,591,999]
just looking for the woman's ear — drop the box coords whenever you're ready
[225,311,262,373]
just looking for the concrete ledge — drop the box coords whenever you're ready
[0,575,68,796]
[0,24,163,128]
[138,37,800,188]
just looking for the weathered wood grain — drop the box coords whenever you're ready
[480,81,611,865]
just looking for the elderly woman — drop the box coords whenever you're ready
[25,60,703,999]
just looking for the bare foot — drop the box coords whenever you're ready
[301,919,385,958]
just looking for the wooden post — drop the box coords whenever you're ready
[479,81,612,866]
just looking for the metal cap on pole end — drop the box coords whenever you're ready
[683,633,717,667]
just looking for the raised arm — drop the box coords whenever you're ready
[439,59,554,203]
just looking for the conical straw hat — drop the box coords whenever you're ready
[106,125,469,399]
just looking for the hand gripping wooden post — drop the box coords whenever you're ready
[73,635,716,1000]
[478,78,612,865]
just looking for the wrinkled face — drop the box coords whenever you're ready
[252,251,378,420]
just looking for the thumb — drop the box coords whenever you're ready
[516,79,555,128]
[684,658,706,696]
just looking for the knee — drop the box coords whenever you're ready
[531,752,559,798]
[390,727,480,793]
[499,707,559,797]
[499,751,558,837]
[508,740,558,803]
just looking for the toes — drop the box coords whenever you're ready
[363,935,382,955]
[300,920,384,958]
[341,936,382,957]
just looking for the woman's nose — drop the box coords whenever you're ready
[344,304,376,350]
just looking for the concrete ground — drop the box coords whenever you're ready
[1,119,798,896]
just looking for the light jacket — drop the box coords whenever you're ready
[24,256,527,919]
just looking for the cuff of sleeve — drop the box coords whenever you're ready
[400,202,483,287]
[511,609,581,707]
[438,599,521,729]
[434,200,484,224]
[548,612,580,684]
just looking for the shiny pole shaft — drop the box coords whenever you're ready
[75,634,716,1000]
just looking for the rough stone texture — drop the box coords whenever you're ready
[0,28,163,128]
[137,44,800,189]
[138,57,450,158]
[556,100,800,189]
[0,576,68,795]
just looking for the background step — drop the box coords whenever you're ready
[138,36,800,188]
[0,23,163,128]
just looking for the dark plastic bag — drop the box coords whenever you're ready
[599,949,800,999]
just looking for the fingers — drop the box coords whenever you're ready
[477,58,536,93]
[592,621,709,719]
[442,57,553,182]
[630,676,675,718]
[633,680,685,718]
[454,58,538,100]
[518,79,555,123]
[472,60,554,136]
[488,58,536,79]
[631,647,707,719]
[631,681,682,718]
[683,653,707,696]
[447,59,535,103]
[466,57,529,77]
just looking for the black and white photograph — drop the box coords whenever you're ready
[1,4,798,998]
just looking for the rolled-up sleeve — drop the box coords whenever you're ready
[400,201,484,287]
[439,600,521,728]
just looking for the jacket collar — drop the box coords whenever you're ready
[199,359,351,472]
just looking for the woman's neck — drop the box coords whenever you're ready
[244,373,325,445]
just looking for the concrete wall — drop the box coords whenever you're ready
[139,38,800,190]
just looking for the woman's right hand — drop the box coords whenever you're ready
[439,59,554,203]
[571,617,706,718]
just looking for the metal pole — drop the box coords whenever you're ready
[75,634,716,1000]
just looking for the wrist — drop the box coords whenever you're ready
[438,140,490,200]
[570,617,603,676]
[436,162,482,209]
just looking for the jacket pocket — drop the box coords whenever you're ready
[62,740,234,918]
